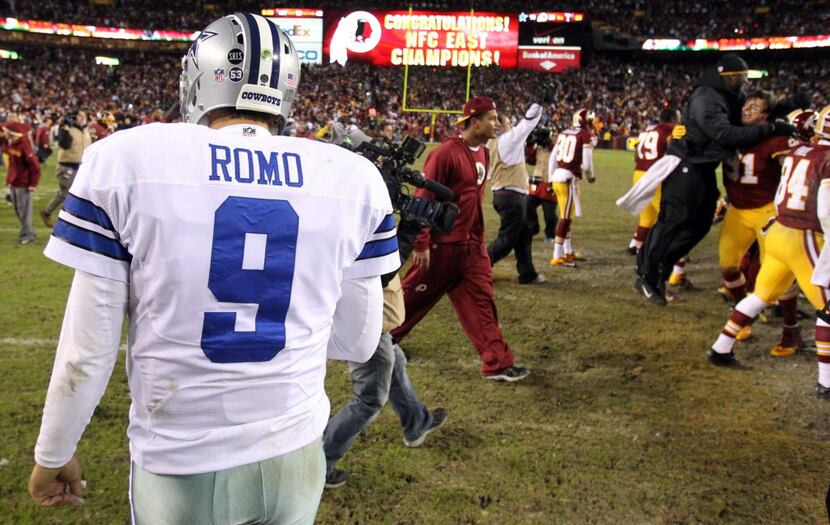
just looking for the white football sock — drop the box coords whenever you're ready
[736,294,768,319]
[628,238,637,249]
[819,363,830,388]
[672,264,686,276]
[563,238,573,255]
[712,333,735,354]
[553,243,564,260]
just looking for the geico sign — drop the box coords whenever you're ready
[298,49,319,61]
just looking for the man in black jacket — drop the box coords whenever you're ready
[635,54,795,305]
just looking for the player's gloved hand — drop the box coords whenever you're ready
[769,120,796,137]
[671,124,686,140]
[541,85,555,105]
[586,175,596,184]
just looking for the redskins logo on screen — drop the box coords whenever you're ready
[329,11,383,65]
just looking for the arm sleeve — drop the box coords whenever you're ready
[497,103,544,165]
[342,158,400,280]
[327,276,383,362]
[690,94,769,149]
[43,142,132,282]
[34,270,128,468]
[582,147,594,177]
[547,143,559,182]
[818,181,830,237]
[812,179,830,287]
[412,149,450,251]
[24,140,41,186]
[57,127,72,150]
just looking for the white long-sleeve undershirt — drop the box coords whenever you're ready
[35,270,128,468]
[326,275,383,362]
[496,103,544,166]
[812,180,830,287]
[582,147,594,178]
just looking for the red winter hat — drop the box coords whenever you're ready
[454,96,497,125]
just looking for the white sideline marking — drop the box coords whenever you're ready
[0,338,127,351]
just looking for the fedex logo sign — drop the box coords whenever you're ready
[282,25,311,37]
[270,17,323,44]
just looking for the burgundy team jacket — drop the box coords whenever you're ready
[2,128,41,189]
[414,136,489,252]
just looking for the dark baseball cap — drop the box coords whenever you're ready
[717,54,749,75]
[454,96,497,125]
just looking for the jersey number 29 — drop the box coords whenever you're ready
[201,196,298,363]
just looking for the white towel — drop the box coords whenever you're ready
[572,178,583,217]
[616,154,682,215]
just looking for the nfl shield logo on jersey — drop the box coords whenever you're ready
[214,67,225,83]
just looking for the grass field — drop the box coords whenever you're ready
[1,147,828,524]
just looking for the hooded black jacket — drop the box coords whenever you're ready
[668,66,769,165]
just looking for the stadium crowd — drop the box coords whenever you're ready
[2,0,827,39]
[3,45,828,146]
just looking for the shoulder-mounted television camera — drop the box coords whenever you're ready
[337,129,458,234]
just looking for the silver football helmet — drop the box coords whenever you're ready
[179,13,301,131]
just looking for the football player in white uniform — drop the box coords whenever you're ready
[27,13,399,524]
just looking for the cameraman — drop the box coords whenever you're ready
[323,217,448,488]
[40,110,91,227]
[486,89,552,284]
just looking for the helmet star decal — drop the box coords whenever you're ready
[188,30,218,70]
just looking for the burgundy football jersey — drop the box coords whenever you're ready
[634,123,675,172]
[554,128,595,177]
[775,143,830,231]
[724,135,792,210]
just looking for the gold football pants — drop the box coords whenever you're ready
[753,222,827,309]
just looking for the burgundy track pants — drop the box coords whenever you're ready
[390,241,516,374]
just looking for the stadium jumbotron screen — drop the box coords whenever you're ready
[323,10,518,68]
[517,11,585,72]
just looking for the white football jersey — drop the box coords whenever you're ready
[44,122,399,475]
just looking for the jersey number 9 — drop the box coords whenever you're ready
[201,196,298,363]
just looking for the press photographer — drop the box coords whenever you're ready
[40,110,92,228]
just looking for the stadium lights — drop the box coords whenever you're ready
[643,34,830,51]
[95,56,120,66]
[261,8,323,18]
[0,16,198,41]
[0,49,19,59]
[747,69,768,79]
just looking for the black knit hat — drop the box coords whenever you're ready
[716,54,749,75]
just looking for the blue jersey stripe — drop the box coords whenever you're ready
[53,218,132,262]
[356,236,399,261]
[63,193,116,232]
[242,13,260,85]
[374,214,396,234]
[266,19,281,89]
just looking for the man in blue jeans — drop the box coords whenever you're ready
[323,226,449,488]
